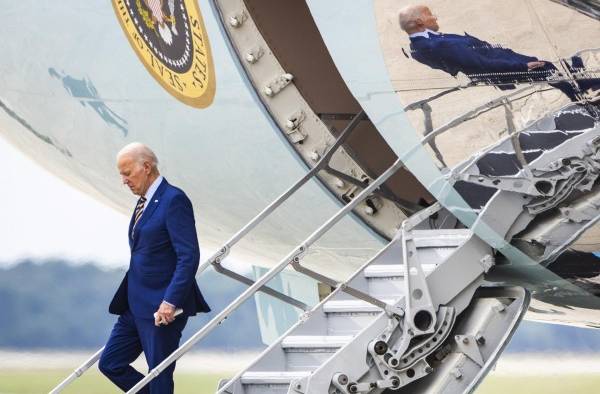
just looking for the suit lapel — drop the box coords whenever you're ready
[132,178,169,249]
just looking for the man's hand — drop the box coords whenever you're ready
[154,301,176,327]
[527,61,546,70]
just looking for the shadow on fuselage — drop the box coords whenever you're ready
[48,67,128,137]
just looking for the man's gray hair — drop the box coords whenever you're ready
[117,142,159,169]
[398,5,427,33]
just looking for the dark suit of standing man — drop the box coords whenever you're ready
[99,142,210,393]
[398,5,600,102]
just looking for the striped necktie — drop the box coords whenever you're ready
[132,196,147,231]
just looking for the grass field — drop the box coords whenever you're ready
[1,370,600,394]
[0,370,220,394]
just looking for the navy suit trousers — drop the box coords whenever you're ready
[99,310,188,393]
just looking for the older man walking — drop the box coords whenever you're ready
[99,142,210,393]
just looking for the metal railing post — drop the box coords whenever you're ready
[48,347,105,394]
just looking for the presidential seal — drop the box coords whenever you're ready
[112,0,216,108]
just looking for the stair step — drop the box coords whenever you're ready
[323,299,394,313]
[281,336,353,370]
[411,229,471,248]
[220,226,476,393]
[282,335,352,349]
[324,300,391,335]
[364,264,435,298]
[241,371,311,385]
[364,264,436,278]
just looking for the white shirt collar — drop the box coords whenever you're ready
[144,175,164,204]
[409,29,440,39]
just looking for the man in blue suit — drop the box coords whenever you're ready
[398,5,599,102]
[99,142,210,393]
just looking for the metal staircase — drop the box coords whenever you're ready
[212,96,600,394]
[217,206,529,394]
[50,94,600,393]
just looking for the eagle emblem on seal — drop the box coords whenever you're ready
[112,0,216,108]
[138,0,179,45]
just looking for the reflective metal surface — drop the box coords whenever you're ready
[307,0,600,326]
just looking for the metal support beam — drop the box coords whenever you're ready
[212,262,309,311]
[290,260,391,313]
[402,203,443,336]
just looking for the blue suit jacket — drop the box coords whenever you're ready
[109,178,210,318]
[409,32,538,85]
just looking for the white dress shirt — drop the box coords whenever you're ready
[409,29,440,39]
[142,175,164,212]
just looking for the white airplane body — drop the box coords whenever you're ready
[3,1,600,392]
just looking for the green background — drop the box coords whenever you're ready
[1,370,599,394]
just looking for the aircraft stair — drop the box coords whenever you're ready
[216,208,529,394]
[50,99,600,393]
